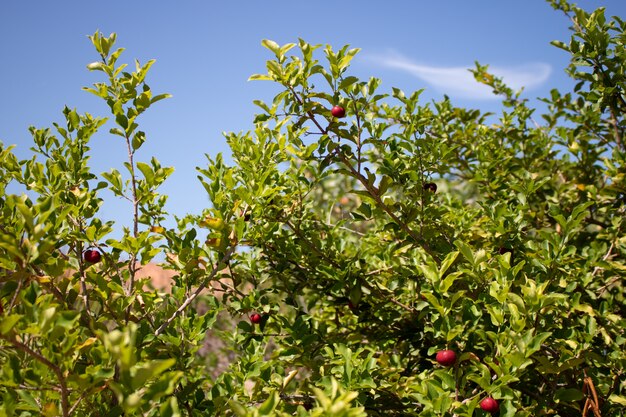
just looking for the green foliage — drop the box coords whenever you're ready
[1,2,625,416]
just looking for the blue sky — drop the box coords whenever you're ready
[1,1,624,232]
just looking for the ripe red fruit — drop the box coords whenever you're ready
[250,313,262,324]
[83,249,101,264]
[435,349,457,367]
[498,247,513,256]
[331,105,346,118]
[479,397,499,414]
[423,182,437,193]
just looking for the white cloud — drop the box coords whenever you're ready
[366,51,552,100]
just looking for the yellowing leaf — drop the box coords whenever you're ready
[206,238,222,248]
[200,216,225,230]
[37,275,52,283]
[77,337,97,351]
[609,394,626,406]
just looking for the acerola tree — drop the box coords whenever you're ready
[1,1,625,416]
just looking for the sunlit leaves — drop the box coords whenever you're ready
[1,4,626,416]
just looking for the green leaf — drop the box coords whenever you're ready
[249,73,273,81]
[440,271,463,293]
[229,400,248,417]
[115,114,128,129]
[258,391,279,415]
[56,310,81,329]
[550,40,570,51]
[150,93,172,104]
[566,201,594,231]
[261,39,280,54]
[0,314,22,334]
[439,251,459,277]
[339,76,359,89]
[378,175,392,195]
[266,60,282,78]
[421,292,444,315]
[86,62,104,71]
[609,394,626,406]
[131,359,176,390]
[418,262,438,284]
[16,202,34,230]
[110,127,125,137]
[131,131,146,151]
[554,388,584,402]
[454,240,474,266]
[102,169,124,195]
[136,161,154,184]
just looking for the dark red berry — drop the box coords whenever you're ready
[83,249,101,264]
[331,105,346,118]
[498,247,513,255]
[423,182,437,193]
[479,397,499,414]
[250,313,262,324]
[435,350,457,367]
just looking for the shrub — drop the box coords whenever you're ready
[1,1,624,416]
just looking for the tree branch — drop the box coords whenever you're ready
[284,85,437,261]
[0,335,70,416]
[155,244,238,336]
[336,151,437,261]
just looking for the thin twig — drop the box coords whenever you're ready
[593,241,614,281]
[155,244,238,336]
[8,275,25,313]
[69,387,95,415]
[1,335,70,417]
[123,130,140,324]
[287,85,328,134]
[337,151,437,261]
[370,282,416,313]
[609,108,623,150]
[13,384,62,392]
[285,73,437,261]
[77,245,91,315]
[285,220,341,269]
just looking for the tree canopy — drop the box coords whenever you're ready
[0,1,624,416]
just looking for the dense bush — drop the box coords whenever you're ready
[0,1,624,416]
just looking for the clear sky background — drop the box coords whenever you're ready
[1,1,624,233]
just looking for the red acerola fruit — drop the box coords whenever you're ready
[250,313,262,324]
[479,397,499,414]
[83,249,102,264]
[435,349,457,367]
[331,105,346,118]
[498,247,513,256]
[423,182,437,193]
